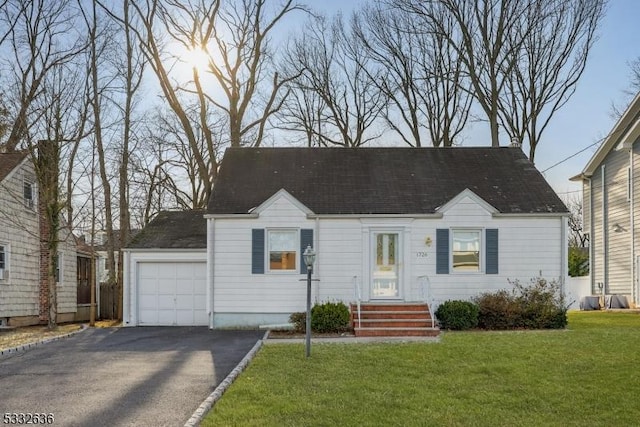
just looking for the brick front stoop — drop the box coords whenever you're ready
[350,302,440,337]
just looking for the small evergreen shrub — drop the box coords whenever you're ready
[474,277,568,330]
[289,312,306,333]
[311,301,350,333]
[435,300,479,330]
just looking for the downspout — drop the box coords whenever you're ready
[587,177,595,295]
[602,164,607,295]
[207,218,215,329]
[631,149,636,305]
[560,215,567,295]
[314,216,320,303]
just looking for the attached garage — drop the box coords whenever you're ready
[137,262,207,326]
[122,210,208,327]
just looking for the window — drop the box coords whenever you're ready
[452,230,481,272]
[268,230,297,271]
[0,244,6,280]
[55,252,63,285]
[437,229,498,275]
[23,180,34,209]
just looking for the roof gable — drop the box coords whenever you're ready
[251,188,314,216]
[577,91,640,178]
[436,188,498,215]
[208,147,567,215]
[0,152,29,183]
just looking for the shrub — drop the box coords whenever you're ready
[435,300,479,330]
[474,277,568,330]
[311,301,350,333]
[289,312,306,333]
[475,290,522,330]
[513,277,568,329]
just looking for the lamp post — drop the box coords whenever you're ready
[303,245,316,358]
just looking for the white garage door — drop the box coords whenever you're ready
[137,262,207,326]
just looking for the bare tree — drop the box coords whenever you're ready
[500,0,604,162]
[282,13,387,147]
[0,0,88,152]
[393,0,604,158]
[354,3,471,147]
[106,0,304,204]
[0,0,89,328]
[565,194,588,248]
[393,0,532,147]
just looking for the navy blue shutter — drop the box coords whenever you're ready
[486,229,499,274]
[251,229,265,274]
[300,229,314,273]
[436,229,449,274]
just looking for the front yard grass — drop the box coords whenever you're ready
[202,311,640,426]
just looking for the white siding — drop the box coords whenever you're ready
[213,196,314,319]
[210,192,566,327]
[0,160,40,318]
[0,158,77,320]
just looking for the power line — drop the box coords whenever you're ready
[541,137,606,173]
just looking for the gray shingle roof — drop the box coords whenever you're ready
[126,210,206,249]
[0,152,28,182]
[207,147,567,215]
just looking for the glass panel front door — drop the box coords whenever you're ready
[372,233,399,298]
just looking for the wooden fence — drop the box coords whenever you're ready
[99,282,118,320]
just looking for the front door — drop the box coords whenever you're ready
[372,232,400,298]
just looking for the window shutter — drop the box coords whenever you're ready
[486,229,499,274]
[300,229,314,273]
[251,229,265,274]
[436,229,449,274]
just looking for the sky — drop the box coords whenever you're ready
[312,0,640,200]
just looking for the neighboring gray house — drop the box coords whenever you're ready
[123,147,569,331]
[571,92,640,307]
[0,151,78,326]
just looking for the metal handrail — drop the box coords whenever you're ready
[418,275,435,328]
[352,275,361,329]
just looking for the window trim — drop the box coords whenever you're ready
[450,228,482,274]
[266,229,299,273]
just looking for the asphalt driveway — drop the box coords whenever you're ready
[0,327,264,426]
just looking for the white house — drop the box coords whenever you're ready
[123,147,569,332]
[0,151,78,326]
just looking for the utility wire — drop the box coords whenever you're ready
[541,137,606,173]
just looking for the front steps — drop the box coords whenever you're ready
[350,302,440,337]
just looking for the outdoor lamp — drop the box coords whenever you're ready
[303,244,315,357]
[303,245,316,272]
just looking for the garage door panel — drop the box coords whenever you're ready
[137,261,207,326]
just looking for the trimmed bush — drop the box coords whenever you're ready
[435,300,479,330]
[474,277,568,330]
[289,312,306,333]
[311,301,350,333]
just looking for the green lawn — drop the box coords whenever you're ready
[202,312,640,426]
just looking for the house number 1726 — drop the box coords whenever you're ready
[416,252,428,258]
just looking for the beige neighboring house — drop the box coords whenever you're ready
[572,92,640,308]
[0,151,78,326]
